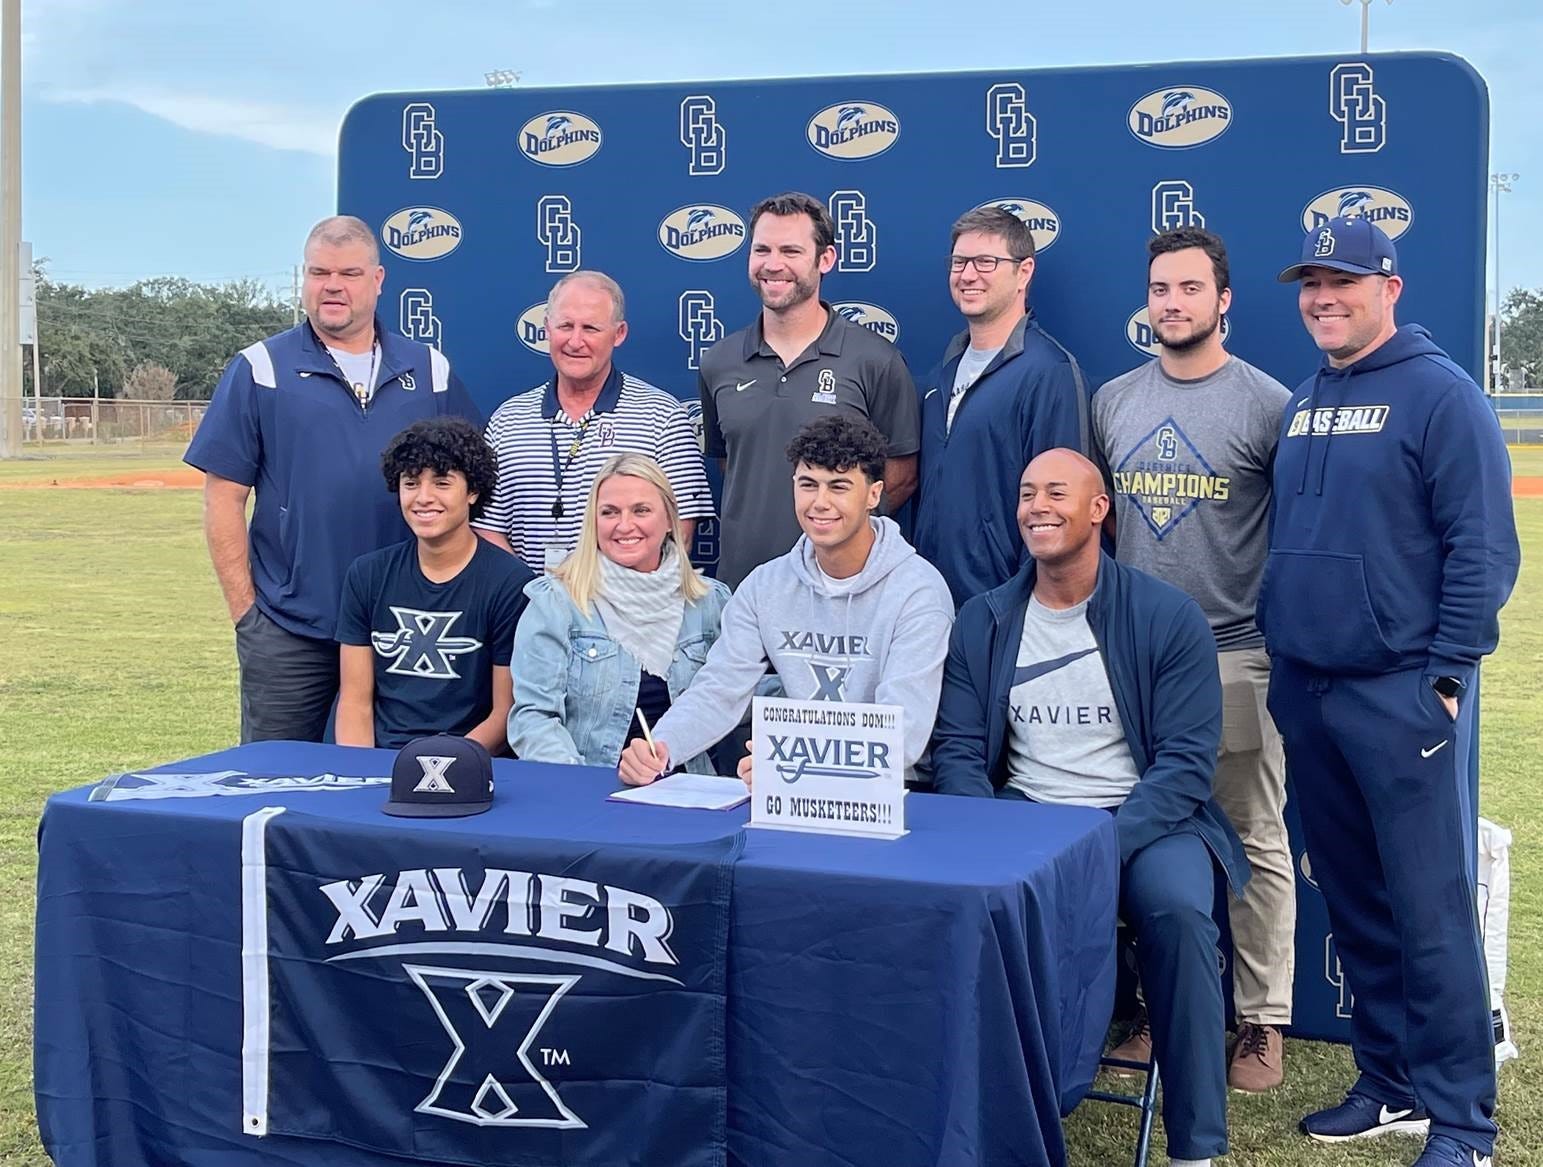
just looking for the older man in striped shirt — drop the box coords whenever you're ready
[475,271,714,572]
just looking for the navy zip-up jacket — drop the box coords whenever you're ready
[914,313,1089,606]
[186,318,483,641]
[1258,324,1519,683]
[932,552,1248,892]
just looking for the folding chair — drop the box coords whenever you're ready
[1081,923,1160,1167]
[1084,1048,1160,1167]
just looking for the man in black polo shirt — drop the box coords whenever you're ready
[699,191,920,588]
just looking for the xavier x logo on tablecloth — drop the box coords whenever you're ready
[241,807,738,1167]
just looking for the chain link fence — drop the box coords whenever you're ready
[7,394,1542,447]
[1492,394,1543,446]
[3,397,210,446]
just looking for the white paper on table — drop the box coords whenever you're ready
[608,773,750,810]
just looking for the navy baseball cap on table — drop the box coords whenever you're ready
[383,735,495,818]
[1278,214,1399,282]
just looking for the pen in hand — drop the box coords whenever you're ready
[634,708,666,778]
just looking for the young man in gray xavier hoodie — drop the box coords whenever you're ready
[618,414,955,785]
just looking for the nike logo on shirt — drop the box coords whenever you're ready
[735,379,756,392]
[1013,648,1100,688]
[1421,740,1450,759]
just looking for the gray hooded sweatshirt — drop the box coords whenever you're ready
[654,517,956,776]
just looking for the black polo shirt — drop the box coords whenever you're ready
[698,302,919,588]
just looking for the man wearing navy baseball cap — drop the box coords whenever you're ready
[1261,215,1518,1167]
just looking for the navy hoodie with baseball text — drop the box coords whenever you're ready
[1257,324,1519,683]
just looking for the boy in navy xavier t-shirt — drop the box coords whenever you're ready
[336,418,534,751]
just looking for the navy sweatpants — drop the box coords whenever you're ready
[1268,659,1496,1154]
[1000,790,1228,1158]
[1122,831,1229,1159]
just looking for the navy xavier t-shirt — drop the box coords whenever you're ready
[337,538,535,749]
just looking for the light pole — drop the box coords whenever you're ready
[0,0,21,458]
[1339,0,1393,55]
[1491,172,1520,389]
[484,70,522,88]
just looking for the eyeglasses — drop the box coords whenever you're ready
[948,253,1027,274]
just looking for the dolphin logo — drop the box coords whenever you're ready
[407,209,433,230]
[545,114,572,135]
[1161,90,1195,115]
[1337,190,1375,215]
[837,105,867,129]
[686,207,715,231]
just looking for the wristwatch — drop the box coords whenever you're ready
[1430,675,1465,700]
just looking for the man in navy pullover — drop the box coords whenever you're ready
[187,215,483,743]
[933,447,1247,1167]
[913,206,1089,606]
[1263,216,1518,1167]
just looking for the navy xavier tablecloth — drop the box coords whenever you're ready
[35,742,1118,1167]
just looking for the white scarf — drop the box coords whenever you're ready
[593,542,687,680]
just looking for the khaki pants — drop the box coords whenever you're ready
[1214,646,1295,1025]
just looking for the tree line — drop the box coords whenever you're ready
[25,265,293,400]
[21,263,1543,398]
[1500,288,1543,390]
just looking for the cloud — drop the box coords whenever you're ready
[42,85,340,156]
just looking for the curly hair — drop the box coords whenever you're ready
[380,417,498,522]
[785,414,887,485]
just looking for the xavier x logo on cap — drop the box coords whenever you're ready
[384,735,494,818]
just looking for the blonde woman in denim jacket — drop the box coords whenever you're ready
[509,453,729,771]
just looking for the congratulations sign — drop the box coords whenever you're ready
[749,697,906,839]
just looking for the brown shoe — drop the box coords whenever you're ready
[1228,1022,1284,1093]
[1106,1008,1153,1077]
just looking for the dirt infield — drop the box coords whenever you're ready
[0,468,205,490]
[7,469,1543,497]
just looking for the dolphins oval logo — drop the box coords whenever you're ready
[1300,186,1414,241]
[1126,306,1231,357]
[977,197,1061,253]
[518,111,603,167]
[830,302,900,343]
[806,102,901,160]
[657,205,747,261]
[516,302,549,355]
[1127,87,1233,149]
[380,207,463,261]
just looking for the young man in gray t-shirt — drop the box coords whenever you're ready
[1092,226,1293,1093]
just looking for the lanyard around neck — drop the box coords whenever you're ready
[326,341,381,409]
[547,412,594,520]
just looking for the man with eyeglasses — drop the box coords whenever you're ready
[913,205,1089,606]
[699,191,920,588]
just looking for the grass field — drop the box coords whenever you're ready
[1,445,1540,1164]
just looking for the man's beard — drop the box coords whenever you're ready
[1156,310,1220,353]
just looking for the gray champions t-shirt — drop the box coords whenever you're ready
[1006,595,1140,808]
[1092,356,1289,650]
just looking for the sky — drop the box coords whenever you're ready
[16,0,1543,304]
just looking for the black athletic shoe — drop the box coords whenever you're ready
[1300,1089,1430,1142]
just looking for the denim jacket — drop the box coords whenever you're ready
[508,574,732,772]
